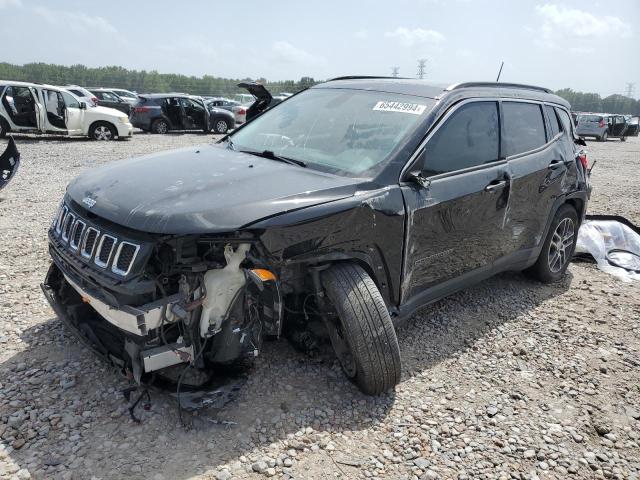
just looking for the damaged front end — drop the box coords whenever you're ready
[42,199,282,391]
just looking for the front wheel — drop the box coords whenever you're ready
[90,122,116,141]
[621,136,627,142]
[525,204,578,283]
[321,263,401,395]
[152,119,169,134]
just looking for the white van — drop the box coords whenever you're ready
[0,81,133,140]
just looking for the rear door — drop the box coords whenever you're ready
[400,100,512,302]
[501,101,565,260]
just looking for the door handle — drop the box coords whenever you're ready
[548,160,565,169]
[484,180,507,192]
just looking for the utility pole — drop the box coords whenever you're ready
[624,82,635,98]
[417,59,427,80]
[391,67,399,78]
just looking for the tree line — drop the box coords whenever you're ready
[0,62,316,96]
[0,62,638,115]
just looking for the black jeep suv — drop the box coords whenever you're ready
[42,78,589,395]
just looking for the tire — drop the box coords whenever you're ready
[90,122,116,141]
[151,119,169,134]
[0,118,9,139]
[621,136,626,142]
[601,132,608,142]
[525,204,578,283]
[321,263,401,395]
[213,119,230,134]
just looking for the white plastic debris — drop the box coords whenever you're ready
[575,219,640,281]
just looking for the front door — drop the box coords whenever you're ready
[611,116,627,137]
[400,100,511,303]
[60,91,84,134]
[180,97,208,131]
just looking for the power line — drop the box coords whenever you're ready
[417,59,427,79]
[391,67,399,78]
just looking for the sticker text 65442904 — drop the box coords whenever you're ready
[373,101,427,115]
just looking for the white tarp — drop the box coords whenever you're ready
[575,219,640,281]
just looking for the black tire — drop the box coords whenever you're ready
[0,117,9,139]
[151,119,169,134]
[213,118,230,134]
[525,204,578,283]
[321,263,401,395]
[90,121,116,141]
[621,136,626,142]
[601,132,608,142]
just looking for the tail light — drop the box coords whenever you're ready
[133,107,150,113]
[578,152,588,169]
[238,108,246,115]
[598,120,605,128]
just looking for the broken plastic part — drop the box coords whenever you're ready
[249,268,277,282]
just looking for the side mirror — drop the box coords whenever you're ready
[79,102,87,110]
[406,170,431,189]
[575,136,587,146]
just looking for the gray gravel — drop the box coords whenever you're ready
[0,133,639,480]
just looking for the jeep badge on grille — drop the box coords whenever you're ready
[82,197,96,208]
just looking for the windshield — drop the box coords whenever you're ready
[229,88,434,178]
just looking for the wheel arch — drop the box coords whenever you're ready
[87,120,116,138]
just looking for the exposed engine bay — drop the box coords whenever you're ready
[42,205,294,396]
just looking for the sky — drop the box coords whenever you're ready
[0,0,638,97]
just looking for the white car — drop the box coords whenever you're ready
[0,81,133,140]
[64,85,98,107]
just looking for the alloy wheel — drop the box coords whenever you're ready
[548,217,575,273]
[94,126,112,141]
[216,120,228,133]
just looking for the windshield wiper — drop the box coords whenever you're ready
[240,149,307,168]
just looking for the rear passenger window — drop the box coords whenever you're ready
[544,105,561,137]
[421,102,499,177]
[502,102,547,156]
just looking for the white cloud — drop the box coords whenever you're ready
[384,27,445,47]
[270,41,325,66]
[353,29,369,40]
[0,0,21,8]
[536,3,631,46]
[32,5,117,35]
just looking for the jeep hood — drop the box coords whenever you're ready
[66,144,359,234]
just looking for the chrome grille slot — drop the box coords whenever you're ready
[55,206,68,235]
[70,220,85,250]
[95,235,116,268]
[61,213,75,242]
[112,242,140,276]
[81,227,99,259]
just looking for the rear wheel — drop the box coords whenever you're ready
[621,136,627,142]
[213,119,230,134]
[321,263,401,395]
[152,119,169,134]
[601,132,608,142]
[525,204,578,283]
[90,122,116,141]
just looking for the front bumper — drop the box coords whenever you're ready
[116,122,134,137]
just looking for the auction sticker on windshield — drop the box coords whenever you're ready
[373,101,427,115]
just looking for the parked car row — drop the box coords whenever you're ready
[575,112,640,142]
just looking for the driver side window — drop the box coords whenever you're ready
[420,101,500,177]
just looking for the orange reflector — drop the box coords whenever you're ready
[250,269,277,282]
[81,296,90,304]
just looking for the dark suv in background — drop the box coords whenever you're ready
[130,93,235,134]
[89,88,132,115]
[43,78,589,396]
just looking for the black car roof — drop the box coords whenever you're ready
[316,77,570,108]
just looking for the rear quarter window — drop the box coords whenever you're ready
[544,105,561,137]
[502,102,547,157]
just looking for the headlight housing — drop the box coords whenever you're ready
[118,117,129,124]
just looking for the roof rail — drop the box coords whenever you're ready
[328,75,411,81]
[445,82,553,94]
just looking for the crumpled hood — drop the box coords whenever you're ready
[66,144,359,234]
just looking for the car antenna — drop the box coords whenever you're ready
[496,61,504,82]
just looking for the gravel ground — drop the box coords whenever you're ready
[0,133,638,480]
